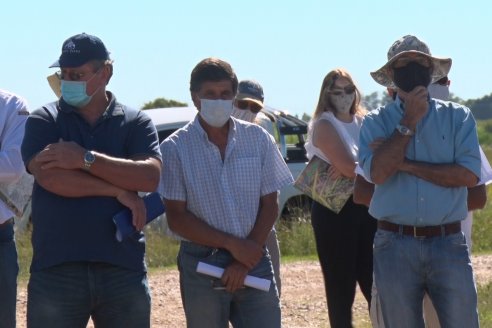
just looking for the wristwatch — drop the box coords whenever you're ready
[395,124,414,136]
[83,150,96,171]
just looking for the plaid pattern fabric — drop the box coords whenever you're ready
[159,116,293,238]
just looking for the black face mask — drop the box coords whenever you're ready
[392,62,431,92]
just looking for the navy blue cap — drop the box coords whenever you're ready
[236,79,264,106]
[49,33,110,68]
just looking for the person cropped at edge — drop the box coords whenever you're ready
[159,57,293,328]
[423,75,491,328]
[21,33,161,328]
[358,34,480,328]
[354,77,491,328]
[231,79,283,296]
[304,68,376,328]
[0,89,29,328]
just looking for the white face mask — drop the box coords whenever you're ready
[331,93,355,114]
[199,99,233,127]
[231,106,258,123]
[428,83,450,101]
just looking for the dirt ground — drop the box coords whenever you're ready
[16,255,492,328]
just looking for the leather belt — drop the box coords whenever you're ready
[377,220,461,238]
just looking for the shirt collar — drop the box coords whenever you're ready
[58,91,123,117]
[191,115,238,158]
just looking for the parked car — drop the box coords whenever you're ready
[15,106,310,231]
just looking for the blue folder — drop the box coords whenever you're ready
[113,192,165,242]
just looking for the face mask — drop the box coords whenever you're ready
[331,93,355,114]
[199,99,233,127]
[427,83,450,101]
[392,62,431,93]
[231,106,257,123]
[61,70,101,108]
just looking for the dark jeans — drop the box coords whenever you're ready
[0,219,17,328]
[27,262,150,328]
[311,197,377,328]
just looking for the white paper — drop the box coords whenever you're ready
[196,262,271,292]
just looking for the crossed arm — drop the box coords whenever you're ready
[28,140,161,229]
[354,174,486,211]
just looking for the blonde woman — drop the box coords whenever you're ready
[305,68,376,327]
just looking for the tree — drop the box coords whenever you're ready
[362,91,381,110]
[141,97,187,110]
[301,113,311,122]
[466,93,492,120]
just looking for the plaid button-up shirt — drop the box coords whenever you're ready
[159,116,293,238]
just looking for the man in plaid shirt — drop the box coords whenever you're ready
[159,57,293,328]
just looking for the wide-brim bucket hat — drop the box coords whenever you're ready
[370,35,452,88]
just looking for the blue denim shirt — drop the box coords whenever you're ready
[359,97,481,226]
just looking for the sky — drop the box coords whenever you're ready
[1,0,491,117]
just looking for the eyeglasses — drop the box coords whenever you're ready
[434,76,449,86]
[57,68,101,81]
[235,100,263,113]
[327,84,356,96]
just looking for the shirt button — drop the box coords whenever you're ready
[420,197,424,201]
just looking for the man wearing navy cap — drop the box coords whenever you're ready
[21,33,162,328]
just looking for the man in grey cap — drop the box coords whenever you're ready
[232,79,275,135]
[358,35,480,327]
[21,33,161,327]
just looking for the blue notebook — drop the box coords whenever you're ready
[113,192,165,242]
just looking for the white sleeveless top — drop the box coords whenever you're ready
[304,111,361,165]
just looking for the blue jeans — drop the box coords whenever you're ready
[373,229,479,328]
[27,262,150,328]
[0,219,18,328]
[178,241,281,328]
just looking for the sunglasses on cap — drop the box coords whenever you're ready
[235,100,263,113]
[327,84,356,96]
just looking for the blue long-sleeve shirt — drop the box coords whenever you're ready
[359,97,481,226]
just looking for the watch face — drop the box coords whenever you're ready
[85,151,95,164]
[397,124,413,136]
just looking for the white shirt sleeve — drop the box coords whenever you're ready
[478,146,492,185]
[0,90,30,220]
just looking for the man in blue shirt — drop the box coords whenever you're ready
[359,35,481,327]
[21,33,161,328]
